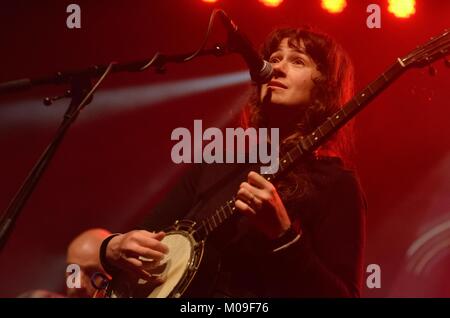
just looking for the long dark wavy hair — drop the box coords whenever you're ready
[241,27,356,202]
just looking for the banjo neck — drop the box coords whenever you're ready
[194,59,408,240]
[194,24,450,239]
[194,30,450,240]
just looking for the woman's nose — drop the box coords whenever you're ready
[271,60,287,77]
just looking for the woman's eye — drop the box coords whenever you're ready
[292,58,304,65]
[269,56,281,63]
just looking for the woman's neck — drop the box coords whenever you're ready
[261,103,304,141]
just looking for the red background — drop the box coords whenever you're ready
[0,0,449,297]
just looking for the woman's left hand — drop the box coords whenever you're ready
[235,171,292,240]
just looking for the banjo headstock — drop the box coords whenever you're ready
[401,29,450,68]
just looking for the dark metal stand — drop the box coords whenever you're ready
[0,75,94,252]
[0,45,227,253]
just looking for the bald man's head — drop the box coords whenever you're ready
[66,228,111,298]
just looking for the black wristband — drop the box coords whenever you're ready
[99,233,121,276]
[270,225,302,252]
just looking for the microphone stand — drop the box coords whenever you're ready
[0,46,226,95]
[0,45,227,253]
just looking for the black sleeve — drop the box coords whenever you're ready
[266,170,366,297]
[138,164,203,232]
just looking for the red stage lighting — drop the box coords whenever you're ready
[202,0,218,3]
[259,0,284,8]
[388,0,416,18]
[321,0,347,14]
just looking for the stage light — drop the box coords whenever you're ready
[321,0,347,14]
[202,0,218,3]
[388,0,416,18]
[259,0,284,8]
[0,71,250,126]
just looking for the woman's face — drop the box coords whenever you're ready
[260,37,322,108]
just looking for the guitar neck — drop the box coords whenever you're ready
[300,59,407,153]
[195,59,407,240]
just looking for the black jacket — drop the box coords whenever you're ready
[140,157,366,297]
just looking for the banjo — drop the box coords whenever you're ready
[106,29,450,298]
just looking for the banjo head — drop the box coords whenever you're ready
[108,229,204,298]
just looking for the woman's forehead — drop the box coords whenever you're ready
[274,37,307,53]
[270,37,318,68]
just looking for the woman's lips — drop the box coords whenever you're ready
[267,80,287,89]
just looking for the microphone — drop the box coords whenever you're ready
[217,11,273,84]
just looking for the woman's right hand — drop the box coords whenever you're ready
[105,230,169,280]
